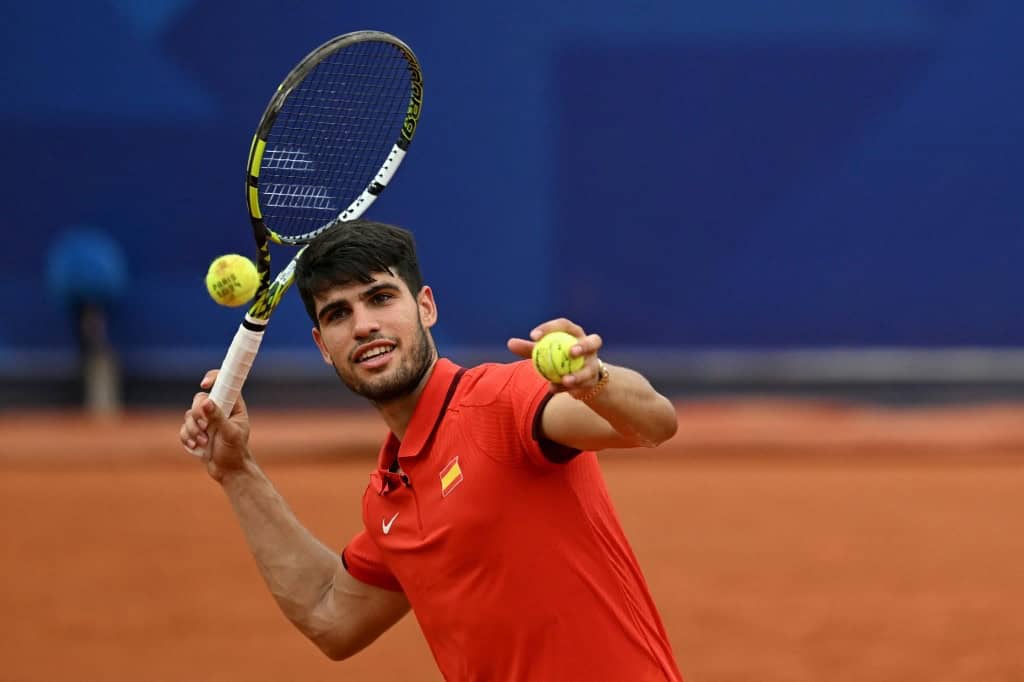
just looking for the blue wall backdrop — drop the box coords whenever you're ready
[2,1,1022,380]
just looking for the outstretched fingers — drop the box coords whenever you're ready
[509,319,607,392]
[179,370,221,458]
[569,333,603,358]
[529,318,585,341]
[180,393,210,456]
[506,337,533,359]
[561,333,604,388]
[201,369,218,391]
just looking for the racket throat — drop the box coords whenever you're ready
[242,315,270,333]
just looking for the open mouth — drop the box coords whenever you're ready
[355,342,397,364]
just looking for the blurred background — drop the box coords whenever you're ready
[3,2,1024,681]
[5,0,1024,408]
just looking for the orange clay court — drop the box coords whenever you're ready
[2,400,1023,681]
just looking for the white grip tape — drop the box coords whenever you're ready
[209,322,266,416]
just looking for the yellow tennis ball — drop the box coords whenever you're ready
[531,331,585,383]
[205,254,259,307]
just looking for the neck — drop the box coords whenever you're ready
[373,355,438,441]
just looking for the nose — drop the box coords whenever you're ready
[351,304,381,339]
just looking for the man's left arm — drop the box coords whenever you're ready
[507,319,678,452]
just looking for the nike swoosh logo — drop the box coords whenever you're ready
[382,512,399,535]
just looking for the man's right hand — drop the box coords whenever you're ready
[179,369,252,481]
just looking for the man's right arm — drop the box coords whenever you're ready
[180,373,409,661]
[220,458,407,655]
[220,460,410,660]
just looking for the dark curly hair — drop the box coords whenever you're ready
[295,219,424,325]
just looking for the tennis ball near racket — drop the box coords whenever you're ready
[205,254,259,307]
[532,331,585,383]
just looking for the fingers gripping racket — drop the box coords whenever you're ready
[207,31,423,428]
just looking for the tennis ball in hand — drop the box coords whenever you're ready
[205,254,259,307]
[532,331,585,383]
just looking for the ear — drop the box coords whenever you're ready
[417,285,438,328]
[310,327,333,365]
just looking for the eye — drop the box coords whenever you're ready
[372,292,394,304]
[325,307,350,322]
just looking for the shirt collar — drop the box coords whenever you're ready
[375,358,463,469]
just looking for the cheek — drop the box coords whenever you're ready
[321,343,336,364]
[316,329,348,363]
[400,322,424,347]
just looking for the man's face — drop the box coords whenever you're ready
[311,270,437,404]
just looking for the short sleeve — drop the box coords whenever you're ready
[507,361,571,467]
[461,360,581,467]
[342,530,403,592]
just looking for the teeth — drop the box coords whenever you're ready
[359,346,393,362]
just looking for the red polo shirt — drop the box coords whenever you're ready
[343,358,682,681]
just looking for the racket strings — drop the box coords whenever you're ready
[260,41,413,239]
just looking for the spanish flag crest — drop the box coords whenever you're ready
[439,456,464,497]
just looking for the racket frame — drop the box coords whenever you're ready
[206,30,423,426]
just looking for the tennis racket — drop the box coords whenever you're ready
[204,30,423,438]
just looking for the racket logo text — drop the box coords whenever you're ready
[401,72,423,143]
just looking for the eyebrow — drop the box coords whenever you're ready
[316,282,401,324]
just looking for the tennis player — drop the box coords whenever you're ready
[180,220,683,681]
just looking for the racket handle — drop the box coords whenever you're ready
[210,321,266,416]
[188,322,264,460]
